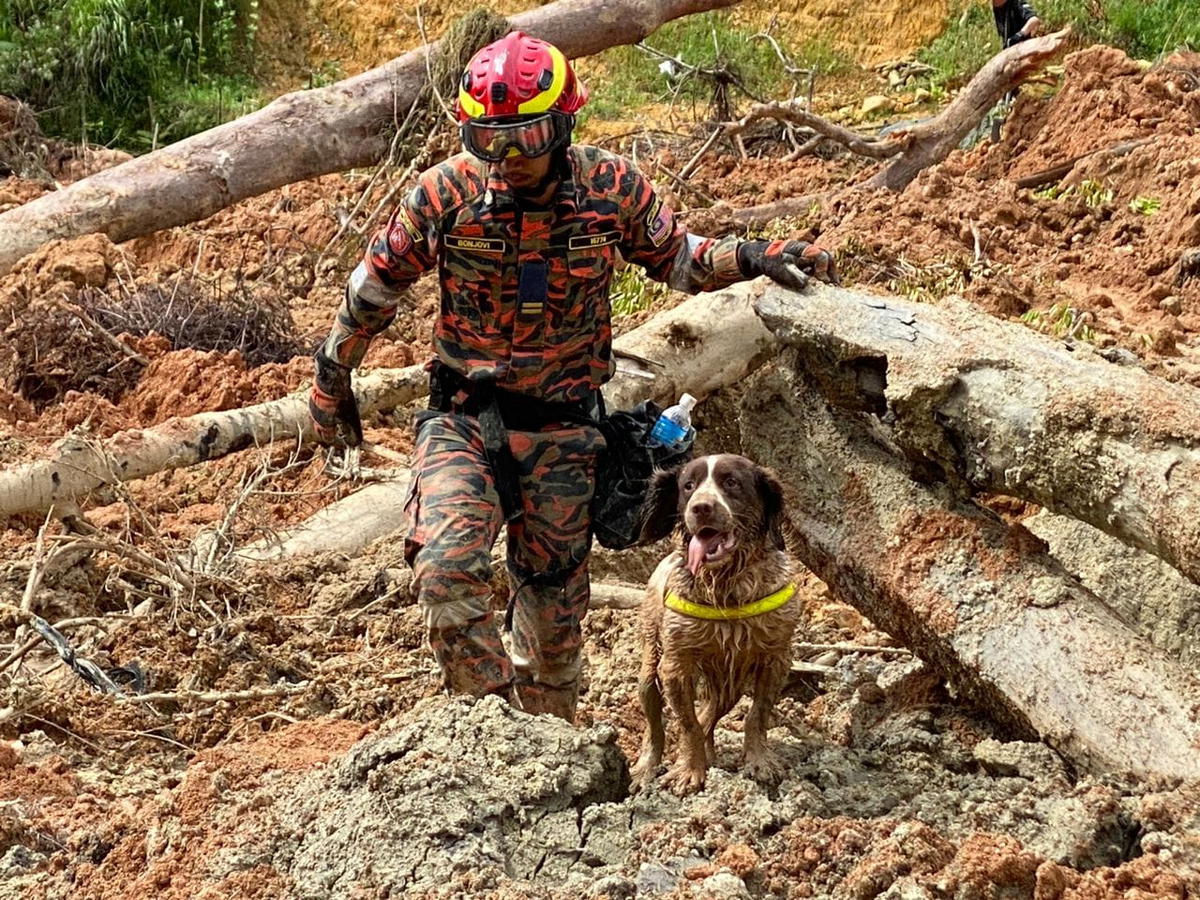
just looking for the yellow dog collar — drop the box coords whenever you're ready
[664,583,795,620]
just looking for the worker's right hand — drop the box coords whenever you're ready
[309,348,363,447]
[738,239,840,290]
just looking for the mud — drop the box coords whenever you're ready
[1,14,1200,900]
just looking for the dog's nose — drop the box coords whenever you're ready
[690,499,713,517]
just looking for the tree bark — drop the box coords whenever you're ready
[754,283,1200,588]
[603,281,776,411]
[0,0,739,276]
[0,366,427,521]
[741,358,1200,782]
[235,473,413,562]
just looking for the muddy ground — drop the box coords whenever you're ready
[1,34,1199,900]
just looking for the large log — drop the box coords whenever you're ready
[0,366,427,521]
[0,0,738,276]
[741,358,1200,781]
[754,283,1200,587]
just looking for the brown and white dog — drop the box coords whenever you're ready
[632,453,800,795]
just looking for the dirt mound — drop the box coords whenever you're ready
[274,695,627,896]
[782,46,1200,381]
[255,0,956,90]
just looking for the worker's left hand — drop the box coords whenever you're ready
[738,239,840,290]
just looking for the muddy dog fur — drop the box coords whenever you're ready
[632,453,801,795]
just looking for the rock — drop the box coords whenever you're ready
[973,739,1069,782]
[1160,295,1183,315]
[272,695,630,897]
[698,870,751,899]
[862,95,894,116]
[588,873,637,898]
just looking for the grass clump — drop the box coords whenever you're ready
[1020,302,1096,341]
[581,13,852,126]
[0,0,262,151]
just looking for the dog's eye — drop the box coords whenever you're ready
[683,480,696,492]
[723,477,739,491]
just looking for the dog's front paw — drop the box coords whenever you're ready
[743,750,784,785]
[662,761,707,796]
[630,756,661,794]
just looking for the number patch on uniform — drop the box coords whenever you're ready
[445,234,507,254]
[568,231,620,250]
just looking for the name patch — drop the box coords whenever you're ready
[445,234,507,254]
[568,231,620,251]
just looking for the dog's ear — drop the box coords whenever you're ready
[638,467,683,543]
[757,466,787,551]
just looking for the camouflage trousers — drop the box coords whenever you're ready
[403,411,604,720]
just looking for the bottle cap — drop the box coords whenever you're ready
[679,393,697,412]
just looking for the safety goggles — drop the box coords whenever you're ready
[460,112,572,163]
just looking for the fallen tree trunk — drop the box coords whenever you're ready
[726,30,1069,229]
[0,366,426,521]
[863,29,1069,191]
[0,280,772,523]
[753,282,1200,588]
[0,0,738,276]
[742,358,1200,781]
[235,473,412,562]
[603,280,776,411]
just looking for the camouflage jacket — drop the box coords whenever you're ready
[322,145,746,404]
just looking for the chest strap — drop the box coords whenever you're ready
[664,583,795,620]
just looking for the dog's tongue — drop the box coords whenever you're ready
[687,531,726,575]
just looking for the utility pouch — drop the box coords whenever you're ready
[590,400,694,551]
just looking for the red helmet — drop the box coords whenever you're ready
[456,31,588,122]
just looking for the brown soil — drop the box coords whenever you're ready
[1,18,1199,900]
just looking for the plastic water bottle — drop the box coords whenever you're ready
[647,393,697,449]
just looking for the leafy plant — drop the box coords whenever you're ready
[1129,196,1162,216]
[921,0,1200,92]
[0,0,261,150]
[610,265,670,318]
[1021,303,1095,342]
[1033,179,1113,208]
[580,12,851,128]
[1077,179,1114,208]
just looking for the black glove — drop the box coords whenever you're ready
[738,239,840,291]
[308,347,363,447]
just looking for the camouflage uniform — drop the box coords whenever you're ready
[321,145,746,718]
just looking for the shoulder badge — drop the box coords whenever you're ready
[645,196,673,247]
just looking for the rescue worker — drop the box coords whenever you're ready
[992,0,1042,48]
[308,31,839,720]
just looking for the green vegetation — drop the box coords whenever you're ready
[919,0,1200,88]
[610,265,671,318]
[1021,303,1096,341]
[1033,178,1113,208]
[581,13,852,127]
[1129,195,1162,215]
[0,0,261,150]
